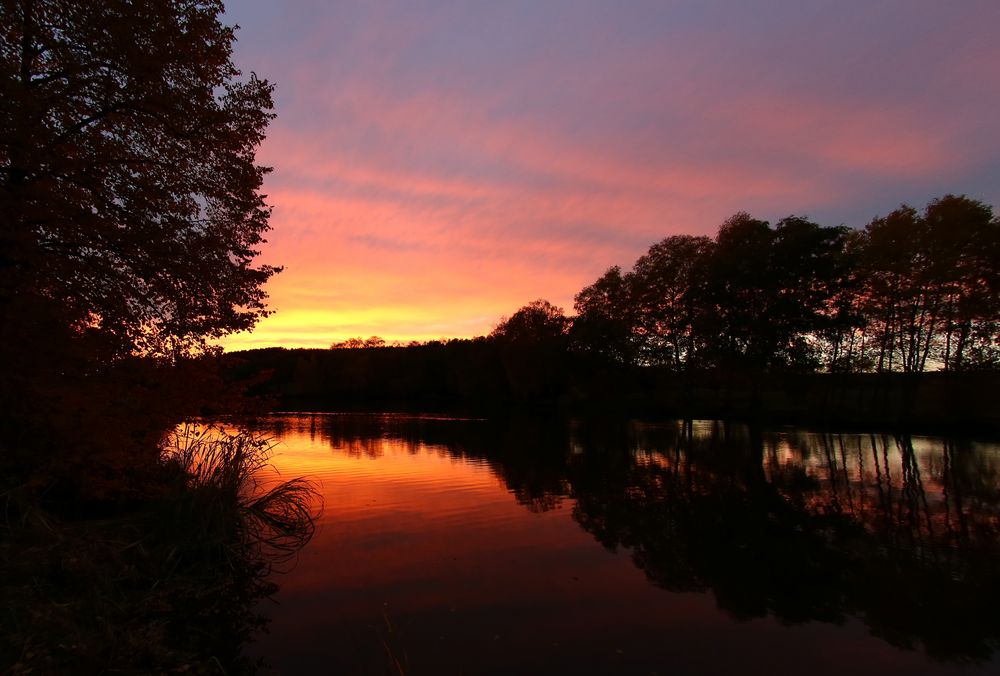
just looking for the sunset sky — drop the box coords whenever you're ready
[220,0,1000,350]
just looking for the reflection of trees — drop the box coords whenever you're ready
[267,414,574,511]
[570,422,855,625]
[261,414,1000,662]
[569,422,1000,662]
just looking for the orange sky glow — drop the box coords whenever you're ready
[219,1,1000,350]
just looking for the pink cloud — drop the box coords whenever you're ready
[221,1,1000,350]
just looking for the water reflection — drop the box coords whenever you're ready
[250,414,1000,673]
[570,422,1000,661]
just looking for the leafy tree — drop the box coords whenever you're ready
[857,205,936,372]
[490,299,569,345]
[854,196,999,372]
[813,228,868,372]
[1,0,279,362]
[490,299,571,400]
[331,336,386,349]
[0,1,280,496]
[699,213,851,372]
[571,266,636,363]
[924,195,999,370]
[767,216,853,369]
[629,235,713,369]
[697,213,775,369]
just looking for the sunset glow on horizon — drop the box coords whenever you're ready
[220,1,1000,350]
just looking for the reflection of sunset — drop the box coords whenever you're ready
[241,414,1000,673]
[219,2,1000,349]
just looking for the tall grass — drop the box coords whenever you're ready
[2,425,320,674]
[160,423,320,571]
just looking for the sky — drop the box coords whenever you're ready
[219,0,1000,350]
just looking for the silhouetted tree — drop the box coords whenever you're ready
[813,229,869,372]
[857,205,936,372]
[331,336,386,349]
[490,300,570,399]
[490,299,569,345]
[766,216,853,368]
[571,266,636,363]
[629,235,714,369]
[697,213,849,371]
[0,1,279,497]
[924,195,1000,370]
[1,0,278,362]
[853,196,999,372]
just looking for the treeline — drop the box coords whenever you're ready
[224,194,1000,427]
[497,194,999,374]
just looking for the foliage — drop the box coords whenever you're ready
[2,424,319,674]
[571,266,636,363]
[0,0,279,361]
[160,424,318,567]
[567,195,999,374]
[332,335,388,349]
[0,0,283,503]
[630,235,714,368]
[490,299,569,345]
[851,196,1000,372]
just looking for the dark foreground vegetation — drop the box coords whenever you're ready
[2,425,315,674]
[1,2,316,673]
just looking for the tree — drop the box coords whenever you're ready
[924,195,999,370]
[571,266,636,363]
[766,216,853,369]
[853,196,999,372]
[700,213,851,372]
[813,228,867,372]
[699,213,778,370]
[331,336,386,349]
[1,0,279,362]
[490,299,571,399]
[490,299,569,345]
[857,205,935,372]
[629,235,714,369]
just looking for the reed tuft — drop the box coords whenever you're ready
[160,423,320,571]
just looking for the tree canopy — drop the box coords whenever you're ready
[512,195,1000,374]
[1,0,278,361]
[490,299,569,345]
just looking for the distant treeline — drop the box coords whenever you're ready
[224,344,1000,431]
[337,194,999,374]
[224,194,1000,428]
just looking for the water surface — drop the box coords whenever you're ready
[247,414,1000,674]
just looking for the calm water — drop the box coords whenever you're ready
[244,413,1000,675]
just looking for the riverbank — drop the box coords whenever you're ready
[1,505,270,674]
[1,426,316,675]
[224,347,1000,435]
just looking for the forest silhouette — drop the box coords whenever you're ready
[324,195,1000,375]
[231,194,1000,430]
[2,2,313,673]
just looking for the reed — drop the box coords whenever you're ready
[160,423,320,571]
[2,424,320,674]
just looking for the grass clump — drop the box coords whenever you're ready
[1,424,319,675]
[160,424,319,571]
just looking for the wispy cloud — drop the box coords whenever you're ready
[222,0,1000,349]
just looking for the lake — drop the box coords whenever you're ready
[243,413,1000,675]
